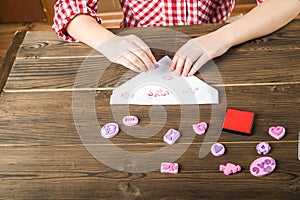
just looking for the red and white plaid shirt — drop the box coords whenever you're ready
[52,0,264,42]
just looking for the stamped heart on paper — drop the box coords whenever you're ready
[268,126,285,140]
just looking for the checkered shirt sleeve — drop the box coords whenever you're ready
[120,0,235,27]
[53,1,268,42]
[52,0,102,42]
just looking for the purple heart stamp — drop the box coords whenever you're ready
[192,122,208,135]
[211,143,225,157]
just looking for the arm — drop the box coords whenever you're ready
[67,14,157,72]
[170,0,300,76]
[220,0,300,48]
[53,0,156,72]
[66,14,115,49]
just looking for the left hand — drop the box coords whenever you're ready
[169,31,232,77]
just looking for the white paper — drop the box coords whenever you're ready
[110,56,219,105]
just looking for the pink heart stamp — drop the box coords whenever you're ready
[192,122,208,135]
[268,126,285,140]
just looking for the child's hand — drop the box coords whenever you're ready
[169,31,232,76]
[96,34,157,73]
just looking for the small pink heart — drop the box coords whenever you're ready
[193,122,208,135]
[269,126,285,140]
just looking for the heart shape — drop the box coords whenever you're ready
[214,145,223,153]
[269,126,285,140]
[211,143,225,156]
[264,166,272,173]
[193,122,208,135]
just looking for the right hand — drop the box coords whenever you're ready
[96,34,157,73]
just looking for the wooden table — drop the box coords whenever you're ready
[0,19,299,199]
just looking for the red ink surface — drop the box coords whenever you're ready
[222,108,255,135]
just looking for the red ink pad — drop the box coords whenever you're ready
[222,108,255,135]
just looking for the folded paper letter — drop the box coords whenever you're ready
[110,56,219,105]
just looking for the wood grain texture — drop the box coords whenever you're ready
[0,0,46,23]
[1,19,300,199]
[0,32,25,94]
[40,0,57,25]
[0,84,299,145]
[4,20,300,91]
[0,142,299,199]
[0,22,51,71]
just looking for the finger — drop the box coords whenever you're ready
[171,42,190,73]
[182,59,193,77]
[130,48,155,72]
[128,35,157,70]
[121,40,150,72]
[144,48,157,68]
[122,51,148,72]
[174,56,186,76]
[116,56,143,73]
[188,54,211,76]
[181,51,202,77]
[169,55,179,71]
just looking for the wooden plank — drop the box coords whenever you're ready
[98,0,122,13]
[0,0,46,23]
[0,23,51,60]
[0,84,299,145]
[40,0,58,24]
[0,33,15,66]
[0,22,51,72]
[15,19,300,59]
[4,20,299,91]
[99,12,124,28]
[7,20,300,89]
[0,32,25,94]
[13,24,221,59]
[0,23,29,35]
[0,142,298,199]
[231,4,256,16]
[4,45,300,90]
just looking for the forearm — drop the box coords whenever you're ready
[66,14,115,49]
[219,0,300,47]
